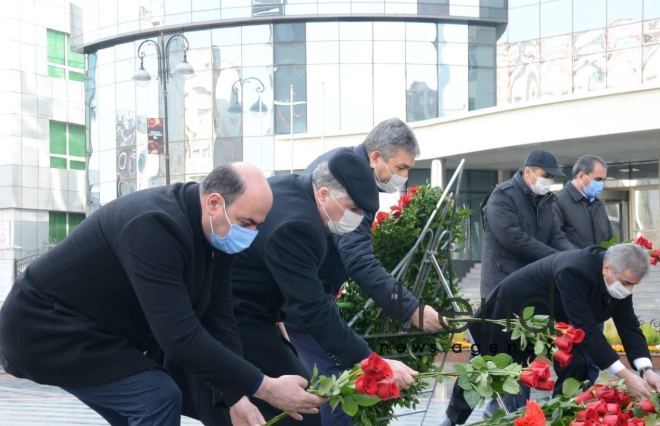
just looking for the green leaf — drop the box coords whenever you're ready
[464,389,482,408]
[523,306,535,320]
[561,378,580,397]
[534,339,546,355]
[317,376,334,395]
[492,353,512,368]
[502,377,520,395]
[329,396,342,411]
[354,393,380,407]
[458,375,473,391]
[651,392,660,413]
[470,356,487,370]
[341,396,359,417]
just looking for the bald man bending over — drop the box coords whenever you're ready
[0,163,325,426]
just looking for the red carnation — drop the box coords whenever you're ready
[555,336,574,352]
[359,353,392,381]
[553,349,573,367]
[355,374,378,396]
[638,399,657,413]
[565,327,586,344]
[634,236,653,250]
[375,379,400,400]
[513,400,546,426]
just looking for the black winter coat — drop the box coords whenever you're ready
[0,183,262,416]
[554,182,614,248]
[480,171,575,298]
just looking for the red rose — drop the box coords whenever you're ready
[355,374,378,396]
[513,400,546,426]
[575,408,599,421]
[555,336,574,352]
[586,400,608,415]
[519,370,540,388]
[565,327,586,344]
[375,211,389,224]
[406,186,418,196]
[634,236,653,250]
[595,387,619,403]
[390,205,402,217]
[535,377,554,391]
[575,390,595,404]
[606,403,621,414]
[359,353,393,381]
[553,349,573,367]
[555,322,571,333]
[652,256,658,266]
[602,414,624,425]
[399,194,412,209]
[638,399,657,413]
[375,379,400,400]
[529,361,551,380]
[617,391,630,406]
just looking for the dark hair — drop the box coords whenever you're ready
[572,155,607,178]
[363,118,420,160]
[200,164,245,206]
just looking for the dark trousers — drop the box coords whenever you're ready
[63,368,183,426]
[287,326,354,426]
[239,321,322,426]
[445,325,590,424]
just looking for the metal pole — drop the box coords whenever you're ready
[289,84,294,174]
[259,93,263,170]
[159,34,171,185]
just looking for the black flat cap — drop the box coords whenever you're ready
[327,148,379,214]
[524,149,565,177]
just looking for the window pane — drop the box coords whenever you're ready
[69,70,85,82]
[48,65,65,79]
[274,42,306,65]
[50,157,67,169]
[540,0,572,38]
[573,0,606,32]
[70,160,86,170]
[49,212,67,244]
[50,121,67,155]
[69,125,86,157]
[67,35,85,68]
[47,30,65,65]
[407,64,438,121]
[607,0,642,26]
[274,23,305,42]
[68,213,86,232]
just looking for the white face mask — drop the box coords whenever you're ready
[531,175,553,196]
[319,191,364,235]
[605,279,632,299]
[375,159,407,193]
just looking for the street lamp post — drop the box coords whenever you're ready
[274,84,306,174]
[132,34,194,185]
[227,77,268,168]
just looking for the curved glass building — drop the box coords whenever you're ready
[74,0,508,209]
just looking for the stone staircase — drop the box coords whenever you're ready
[455,262,660,324]
[633,266,660,324]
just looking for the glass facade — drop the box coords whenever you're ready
[86,16,502,209]
[498,0,660,104]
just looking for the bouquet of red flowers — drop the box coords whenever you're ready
[553,321,586,367]
[571,383,659,426]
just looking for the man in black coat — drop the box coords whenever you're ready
[286,118,445,425]
[0,163,324,426]
[440,243,660,425]
[480,149,576,299]
[554,154,613,248]
[231,149,418,425]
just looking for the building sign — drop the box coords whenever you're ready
[147,117,164,155]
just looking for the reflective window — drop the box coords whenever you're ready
[306,41,340,64]
[540,35,572,61]
[573,0,606,32]
[508,4,539,42]
[307,22,339,41]
[211,27,242,46]
[508,62,540,102]
[407,64,438,121]
[643,44,660,83]
[306,64,340,134]
[607,0,642,26]
[468,67,495,109]
[539,58,572,98]
[573,53,606,93]
[339,21,373,41]
[407,41,438,64]
[437,24,468,43]
[374,64,406,122]
[374,41,406,64]
[242,24,272,44]
[468,45,495,67]
[607,23,642,50]
[374,21,405,41]
[645,0,660,20]
[643,19,660,46]
[439,64,468,115]
[438,43,468,65]
[340,41,372,63]
[406,22,436,42]
[540,0,572,38]
[419,0,450,16]
[468,26,496,44]
[274,66,306,134]
[573,29,606,56]
[607,47,642,88]
[340,64,373,131]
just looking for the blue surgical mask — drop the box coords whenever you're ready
[208,201,258,254]
[584,175,604,199]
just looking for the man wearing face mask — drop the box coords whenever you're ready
[231,149,419,425]
[480,149,576,299]
[0,163,326,426]
[439,243,660,425]
[554,155,613,248]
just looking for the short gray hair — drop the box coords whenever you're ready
[311,161,347,198]
[572,155,607,178]
[604,243,650,280]
[200,164,245,206]
[363,118,420,160]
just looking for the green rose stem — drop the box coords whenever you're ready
[264,412,288,426]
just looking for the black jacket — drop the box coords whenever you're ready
[554,182,614,248]
[231,174,372,369]
[0,183,261,409]
[480,171,575,298]
[476,246,650,371]
[303,144,419,322]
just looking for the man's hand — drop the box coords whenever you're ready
[384,359,418,389]
[409,305,446,332]
[254,375,326,421]
[642,369,660,392]
[618,369,653,399]
[229,396,265,426]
